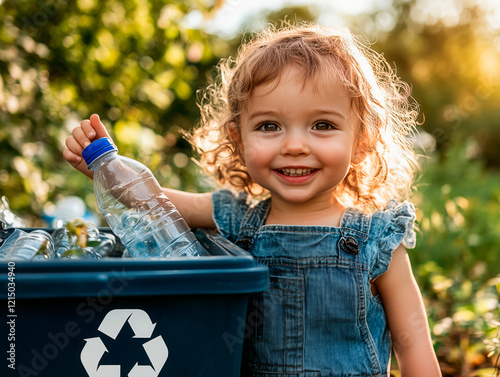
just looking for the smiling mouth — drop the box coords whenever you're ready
[277,168,317,177]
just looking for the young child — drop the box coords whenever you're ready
[64,23,441,376]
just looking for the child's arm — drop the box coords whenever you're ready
[63,114,215,229]
[375,245,441,377]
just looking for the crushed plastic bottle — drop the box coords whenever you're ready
[91,232,116,258]
[82,137,206,258]
[0,229,25,259]
[52,219,105,259]
[52,227,72,258]
[3,230,54,261]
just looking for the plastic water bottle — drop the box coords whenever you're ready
[81,137,206,258]
[0,229,25,259]
[52,226,100,259]
[3,230,55,260]
[52,227,72,258]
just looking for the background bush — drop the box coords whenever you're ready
[411,141,500,375]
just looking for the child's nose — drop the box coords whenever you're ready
[281,131,310,156]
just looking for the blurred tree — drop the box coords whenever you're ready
[346,0,500,167]
[0,0,224,224]
[206,5,319,66]
[242,5,318,32]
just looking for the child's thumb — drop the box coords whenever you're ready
[89,113,112,140]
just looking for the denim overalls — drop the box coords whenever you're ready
[212,190,416,377]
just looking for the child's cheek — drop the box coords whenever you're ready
[242,139,271,162]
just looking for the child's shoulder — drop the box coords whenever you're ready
[343,199,416,253]
[371,200,416,236]
[363,200,417,279]
[369,199,416,248]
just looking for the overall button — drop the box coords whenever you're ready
[236,237,253,250]
[338,236,359,255]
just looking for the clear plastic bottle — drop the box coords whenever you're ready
[52,227,72,258]
[3,230,55,260]
[82,137,206,258]
[52,225,101,259]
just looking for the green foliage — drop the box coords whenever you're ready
[411,141,500,374]
[413,141,500,279]
[0,0,223,224]
[347,0,500,167]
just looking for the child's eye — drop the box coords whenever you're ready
[258,123,281,132]
[312,122,335,131]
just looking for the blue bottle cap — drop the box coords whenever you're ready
[82,137,118,167]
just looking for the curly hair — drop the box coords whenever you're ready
[188,22,420,212]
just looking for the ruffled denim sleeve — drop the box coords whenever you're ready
[211,189,251,243]
[370,200,416,279]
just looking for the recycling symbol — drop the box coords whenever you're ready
[80,309,168,377]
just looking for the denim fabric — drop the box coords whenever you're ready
[212,190,416,377]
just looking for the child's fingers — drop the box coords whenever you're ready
[63,142,94,179]
[62,147,82,165]
[65,135,85,156]
[72,126,93,149]
[89,113,112,140]
[63,113,111,180]
[80,119,97,141]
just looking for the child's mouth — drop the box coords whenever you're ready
[276,168,317,177]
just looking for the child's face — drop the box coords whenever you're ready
[238,65,362,206]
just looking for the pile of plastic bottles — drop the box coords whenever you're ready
[0,219,120,261]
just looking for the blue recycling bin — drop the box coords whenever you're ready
[0,229,269,377]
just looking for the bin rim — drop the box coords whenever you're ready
[0,228,269,298]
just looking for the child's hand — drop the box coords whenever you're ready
[63,113,113,179]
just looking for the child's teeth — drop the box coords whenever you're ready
[280,168,313,176]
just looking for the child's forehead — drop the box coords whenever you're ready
[245,64,356,126]
[251,64,348,97]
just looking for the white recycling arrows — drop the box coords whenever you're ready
[142,336,169,373]
[81,337,120,377]
[98,309,157,339]
[81,309,168,377]
[128,336,169,377]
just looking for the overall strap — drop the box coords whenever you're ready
[338,208,371,256]
[235,198,271,251]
